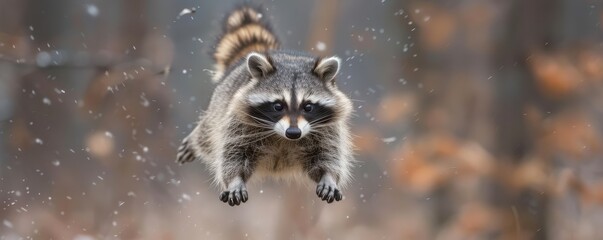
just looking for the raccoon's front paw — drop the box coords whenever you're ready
[316,174,343,203]
[219,179,248,206]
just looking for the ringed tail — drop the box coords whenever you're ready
[211,5,279,82]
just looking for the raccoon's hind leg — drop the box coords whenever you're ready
[218,140,259,206]
[306,168,344,204]
[304,130,351,203]
[176,138,197,164]
[305,157,345,203]
[177,120,214,164]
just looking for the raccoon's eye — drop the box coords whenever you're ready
[273,103,284,111]
[303,103,314,112]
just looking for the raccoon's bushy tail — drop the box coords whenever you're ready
[211,5,279,82]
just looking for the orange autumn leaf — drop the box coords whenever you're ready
[530,54,583,99]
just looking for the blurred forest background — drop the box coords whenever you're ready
[1,0,603,239]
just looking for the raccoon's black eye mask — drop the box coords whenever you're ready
[301,102,336,125]
[246,99,336,125]
[247,101,286,123]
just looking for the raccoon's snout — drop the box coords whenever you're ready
[285,127,302,139]
[274,116,308,140]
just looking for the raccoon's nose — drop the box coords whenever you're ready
[285,127,302,139]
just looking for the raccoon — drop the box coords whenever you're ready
[177,5,353,206]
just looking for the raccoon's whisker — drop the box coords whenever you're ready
[248,131,276,143]
[348,98,365,103]
[241,112,274,125]
[236,111,274,129]
[230,132,276,146]
[308,124,332,132]
[232,130,274,140]
[236,109,271,122]
[309,125,333,132]
[238,120,273,129]
[309,114,334,125]
[310,123,335,129]
[348,111,359,118]
[308,130,330,138]
[249,106,277,122]
[310,122,334,129]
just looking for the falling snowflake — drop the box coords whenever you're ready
[3,219,13,228]
[316,41,326,51]
[381,137,397,144]
[86,4,99,17]
[178,8,196,18]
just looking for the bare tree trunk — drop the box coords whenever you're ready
[493,0,562,239]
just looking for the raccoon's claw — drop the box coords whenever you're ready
[219,179,248,206]
[219,191,229,202]
[316,181,343,203]
[219,189,248,206]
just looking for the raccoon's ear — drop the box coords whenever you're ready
[246,52,274,79]
[314,56,341,82]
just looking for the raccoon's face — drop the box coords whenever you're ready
[241,52,346,140]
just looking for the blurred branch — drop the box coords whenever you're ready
[0,52,169,76]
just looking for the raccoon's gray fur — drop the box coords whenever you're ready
[177,4,353,206]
